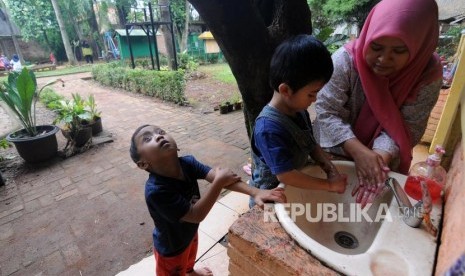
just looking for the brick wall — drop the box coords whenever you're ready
[435,141,465,275]
[421,88,449,143]
[228,207,339,276]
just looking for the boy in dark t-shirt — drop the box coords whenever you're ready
[130,124,285,275]
[250,35,348,207]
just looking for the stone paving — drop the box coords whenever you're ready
[0,72,251,275]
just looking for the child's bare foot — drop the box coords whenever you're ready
[188,267,213,276]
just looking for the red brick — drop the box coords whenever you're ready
[228,207,339,276]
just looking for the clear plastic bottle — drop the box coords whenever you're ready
[404,145,447,203]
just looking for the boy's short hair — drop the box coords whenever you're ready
[130,124,150,163]
[269,35,333,92]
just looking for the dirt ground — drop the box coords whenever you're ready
[184,71,240,112]
[0,103,61,185]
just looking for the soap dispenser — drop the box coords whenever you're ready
[404,145,446,203]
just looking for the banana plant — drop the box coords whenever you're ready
[0,68,64,137]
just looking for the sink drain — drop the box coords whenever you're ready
[334,231,359,249]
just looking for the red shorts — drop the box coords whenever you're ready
[154,233,198,276]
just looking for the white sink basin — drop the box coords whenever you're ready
[275,161,441,276]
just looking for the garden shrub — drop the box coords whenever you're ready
[39,88,65,111]
[178,53,199,72]
[92,63,186,104]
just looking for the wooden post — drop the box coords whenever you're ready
[430,33,465,154]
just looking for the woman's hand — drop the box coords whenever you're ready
[344,138,389,187]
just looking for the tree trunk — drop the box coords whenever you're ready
[0,4,24,64]
[50,0,76,65]
[88,0,100,34]
[189,0,312,137]
[116,5,127,28]
[42,29,52,52]
[87,0,104,59]
[179,0,190,53]
[70,13,84,41]
[159,0,176,69]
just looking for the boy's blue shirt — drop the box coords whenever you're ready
[144,155,211,257]
[253,109,313,175]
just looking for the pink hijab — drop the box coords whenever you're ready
[345,0,443,174]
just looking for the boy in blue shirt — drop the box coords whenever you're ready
[130,124,285,276]
[250,35,347,207]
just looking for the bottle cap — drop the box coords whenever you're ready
[426,145,445,166]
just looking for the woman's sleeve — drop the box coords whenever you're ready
[401,79,442,146]
[372,79,442,157]
[314,49,356,148]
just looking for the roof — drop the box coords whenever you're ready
[0,8,21,37]
[437,0,465,21]
[198,31,214,40]
[115,29,161,37]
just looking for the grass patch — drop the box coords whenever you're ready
[198,63,237,85]
[34,65,93,78]
[0,64,93,82]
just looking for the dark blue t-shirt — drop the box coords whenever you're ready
[253,110,313,175]
[144,155,211,257]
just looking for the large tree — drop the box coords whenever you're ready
[50,0,76,64]
[323,0,380,33]
[159,0,177,69]
[169,0,190,52]
[188,0,312,136]
[0,1,24,63]
[6,0,58,51]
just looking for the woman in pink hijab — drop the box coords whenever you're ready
[313,0,443,206]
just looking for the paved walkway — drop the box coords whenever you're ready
[0,73,251,275]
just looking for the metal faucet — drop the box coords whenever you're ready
[385,177,423,228]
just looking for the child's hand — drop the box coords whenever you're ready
[328,174,348,194]
[253,187,287,208]
[212,167,241,188]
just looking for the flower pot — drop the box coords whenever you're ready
[74,127,92,147]
[88,117,103,136]
[61,126,92,147]
[227,103,234,113]
[234,102,242,110]
[6,125,59,163]
[219,105,229,114]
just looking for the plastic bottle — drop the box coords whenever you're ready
[404,145,447,203]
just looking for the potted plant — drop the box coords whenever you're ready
[225,101,233,112]
[231,93,243,110]
[54,93,92,148]
[0,68,63,163]
[86,94,102,135]
[219,101,229,114]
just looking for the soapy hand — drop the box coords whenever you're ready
[353,148,390,187]
[351,166,390,208]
